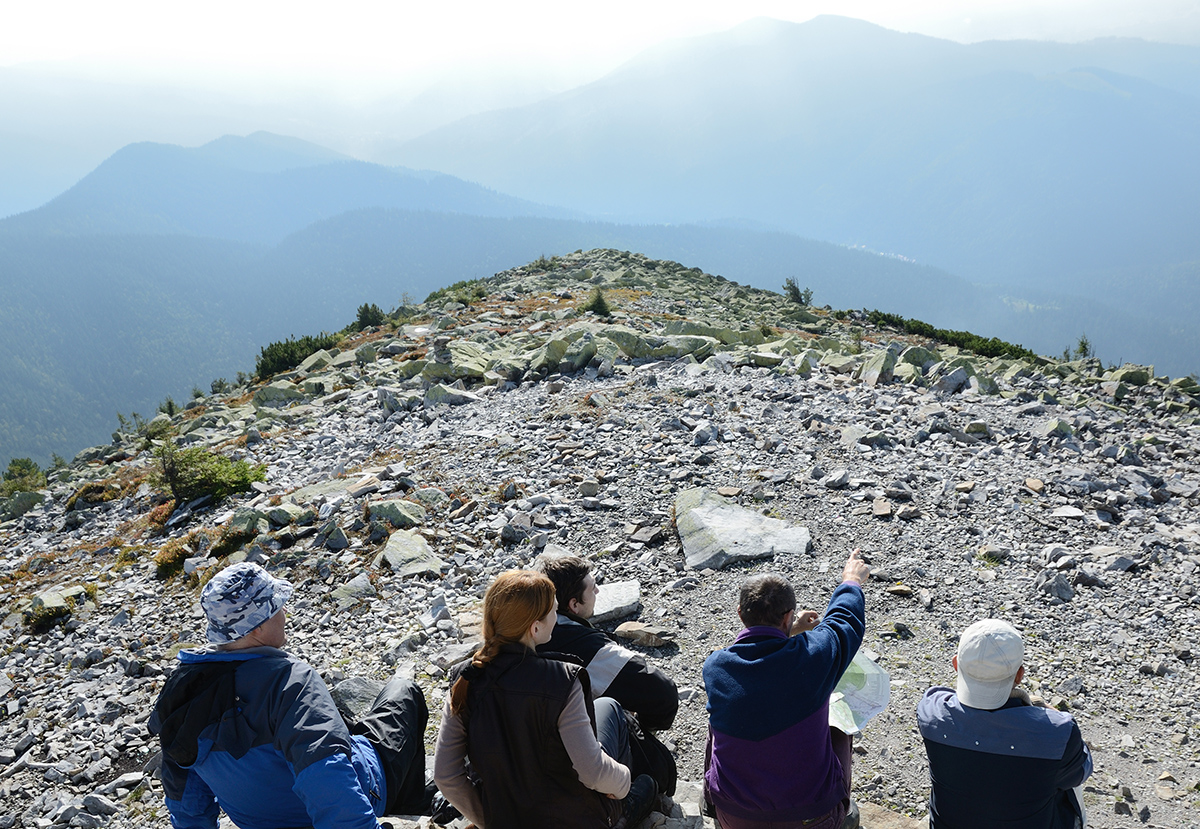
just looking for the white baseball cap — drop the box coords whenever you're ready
[956,619,1024,710]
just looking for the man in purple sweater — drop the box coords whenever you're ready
[703,550,870,829]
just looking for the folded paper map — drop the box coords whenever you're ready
[829,652,891,735]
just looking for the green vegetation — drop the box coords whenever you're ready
[154,529,212,580]
[783,277,813,306]
[158,396,179,417]
[210,378,231,396]
[255,332,342,380]
[425,278,489,306]
[2,458,46,497]
[354,302,386,330]
[1071,333,1094,361]
[152,438,266,505]
[582,287,613,317]
[865,310,1038,361]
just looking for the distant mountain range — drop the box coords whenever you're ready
[1,133,582,242]
[4,17,1200,464]
[392,16,1200,282]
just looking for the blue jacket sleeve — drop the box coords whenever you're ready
[1057,723,1093,790]
[293,754,381,829]
[269,662,381,829]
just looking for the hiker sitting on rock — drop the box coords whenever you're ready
[917,619,1093,829]
[703,550,870,829]
[533,552,679,732]
[434,570,658,829]
[149,562,431,829]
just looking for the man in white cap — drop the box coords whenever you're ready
[917,619,1092,829]
[149,562,430,829]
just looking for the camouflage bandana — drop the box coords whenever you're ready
[201,562,293,644]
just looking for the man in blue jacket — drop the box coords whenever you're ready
[149,563,430,829]
[917,619,1092,829]
[703,550,869,829]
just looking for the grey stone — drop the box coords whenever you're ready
[1035,570,1075,602]
[375,530,445,578]
[424,383,482,406]
[821,469,850,489]
[331,573,376,602]
[675,487,811,570]
[591,580,642,624]
[253,380,306,407]
[81,794,119,816]
[933,367,969,394]
[369,499,426,529]
[614,622,675,647]
[858,348,897,387]
[331,677,386,723]
[226,508,269,537]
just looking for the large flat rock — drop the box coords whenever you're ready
[375,530,445,578]
[591,580,641,624]
[675,488,811,570]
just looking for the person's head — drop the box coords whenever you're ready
[953,619,1025,710]
[200,562,293,649]
[737,573,796,630]
[534,553,598,618]
[451,570,557,714]
[482,569,558,649]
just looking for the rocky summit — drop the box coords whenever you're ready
[2,249,1199,829]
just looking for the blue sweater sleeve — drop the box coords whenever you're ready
[807,581,866,689]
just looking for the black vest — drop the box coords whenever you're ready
[453,645,622,829]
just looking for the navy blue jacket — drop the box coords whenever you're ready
[149,647,385,829]
[918,687,1093,829]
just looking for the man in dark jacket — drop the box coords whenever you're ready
[917,619,1092,829]
[148,563,429,829]
[533,553,678,732]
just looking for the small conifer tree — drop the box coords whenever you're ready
[583,287,612,317]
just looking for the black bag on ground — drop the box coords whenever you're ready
[624,710,676,797]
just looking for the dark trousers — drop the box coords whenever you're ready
[350,676,430,816]
[594,696,633,769]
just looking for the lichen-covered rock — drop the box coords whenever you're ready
[369,499,426,529]
[675,487,811,570]
[375,530,445,578]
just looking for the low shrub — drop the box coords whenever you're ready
[425,278,489,306]
[154,529,213,580]
[354,302,386,330]
[2,458,46,497]
[153,440,266,505]
[865,310,1037,361]
[582,287,612,317]
[783,277,813,306]
[255,332,342,380]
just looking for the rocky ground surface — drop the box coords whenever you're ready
[2,249,1199,829]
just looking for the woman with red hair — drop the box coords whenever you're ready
[434,570,657,828]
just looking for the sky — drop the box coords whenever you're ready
[4,0,1199,99]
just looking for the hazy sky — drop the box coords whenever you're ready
[5,0,1198,98]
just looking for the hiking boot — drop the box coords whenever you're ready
[616,773,658,829]
[839,800,860,829]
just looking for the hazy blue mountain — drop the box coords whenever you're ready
[0,133,582,243]
[5,204,1194,468]
[391,16,1200,288]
